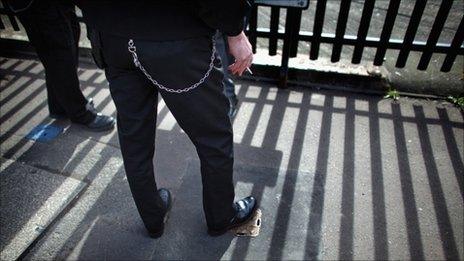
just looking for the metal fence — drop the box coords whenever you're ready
[1,0,463,87]
[246,0,464,86]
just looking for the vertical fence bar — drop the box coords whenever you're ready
[396,0,427,68]
[310,0,327,60]
[418,0,453,70]
[441,16,464,72]
[373,0,401,66]
[248,5,258,53]
[268,6,280,56]
[352,0,376,64]
[290,9,302,57]
[331,0,352,62]
[279,8,299,88]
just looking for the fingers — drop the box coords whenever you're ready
[228,64,238,75]
[228,62,245,76]
[228,54,253,76]
[233,59,247,75]
[238,55,253,76]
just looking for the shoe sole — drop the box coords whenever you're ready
[207,203,259,237]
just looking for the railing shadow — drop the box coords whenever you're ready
[1,56,463,260]
[0,57,121,258]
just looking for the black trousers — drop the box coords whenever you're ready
[16,1,94,123]
[97,33,236,231]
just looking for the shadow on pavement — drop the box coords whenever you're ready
[0,57,463,260]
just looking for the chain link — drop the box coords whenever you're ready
[127,37,216,94]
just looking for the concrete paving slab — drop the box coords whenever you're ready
[22,156,141,260]
[22,151,198,260]
[24,158,316,260]
[152,159,318,261]
[1,131,118,182]
[7,130,199,259]
[0,71,60,141]
[0,158,86,261]
[0,60,119,149]
[1,128,196,196]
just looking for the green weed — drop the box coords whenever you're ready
[447,96,464,108]
[384,88,400,101]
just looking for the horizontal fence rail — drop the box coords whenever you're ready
[1,0,463,87]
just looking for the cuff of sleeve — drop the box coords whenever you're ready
[224,20,244,37]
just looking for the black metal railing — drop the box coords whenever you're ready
[1,0,463,87]
[245,0,464,86]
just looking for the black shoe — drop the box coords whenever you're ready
[228,96,239,118]
[148,188,172,239]
[207,196,257,237]
[83,113,115,132]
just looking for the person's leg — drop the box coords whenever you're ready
[125,36,236,229]
[16,1,93,123]
[161,75,236,230]
[68,4,81,66]
[99,34,166,233]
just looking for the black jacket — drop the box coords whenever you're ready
[77,0,250,41]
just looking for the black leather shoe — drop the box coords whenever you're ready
[148,188,172,239]
[83,113,115,132]
[207,196,257,237]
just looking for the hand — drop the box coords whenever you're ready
[227,31,253,76]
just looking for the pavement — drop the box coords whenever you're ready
[0,56,463,260]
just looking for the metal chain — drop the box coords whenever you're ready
[127,37,216,94]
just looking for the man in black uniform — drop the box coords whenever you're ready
[77,1,257,238]
[5,0,115,131]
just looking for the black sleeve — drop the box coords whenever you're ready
[197,0,251,36]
